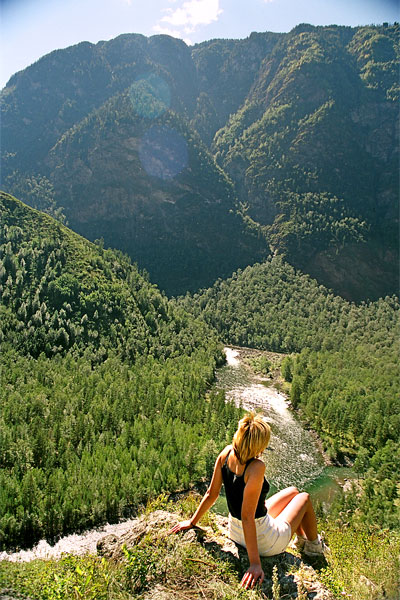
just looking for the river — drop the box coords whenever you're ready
[0,346,353,562]
[214,347,355,511]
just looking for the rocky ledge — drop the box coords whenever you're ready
[97,510,334,599]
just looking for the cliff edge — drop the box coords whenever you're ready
[96,509,334,599]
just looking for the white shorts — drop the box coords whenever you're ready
[228,513,292,557]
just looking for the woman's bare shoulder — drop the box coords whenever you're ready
[218,445,232,463]
[246,457,266,478]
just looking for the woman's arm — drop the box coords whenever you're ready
[240,460,266,589]
[168,448,226,534]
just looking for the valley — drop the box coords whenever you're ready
[0,20,399,600]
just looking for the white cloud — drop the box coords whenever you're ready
[160,0,222,33]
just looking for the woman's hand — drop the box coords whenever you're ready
[240,563,265,589]
[167,520,193,535]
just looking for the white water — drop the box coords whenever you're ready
[0,518,139,563]
[218,347,324,491]
[225,347,241,367]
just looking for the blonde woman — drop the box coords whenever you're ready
[169,412,329,589]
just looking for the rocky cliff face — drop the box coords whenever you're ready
[1,24,398,299]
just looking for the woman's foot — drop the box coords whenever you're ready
[303,534,330,557]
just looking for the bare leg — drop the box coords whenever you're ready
[265,486,300,518]
[274,492,318,540]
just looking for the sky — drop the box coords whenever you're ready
[1,0,399,89]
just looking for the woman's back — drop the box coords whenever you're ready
[221,445,269,520]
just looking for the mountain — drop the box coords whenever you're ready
[213,24,399,300]
[45,94,265,296]
[0,35,266,296]
[0,191,223,362]
[1,24,398,299]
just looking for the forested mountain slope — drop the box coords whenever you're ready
[0,192,240,549]
[1,35,198,173]
[44,93,264,296]
[1,34,266,296]
[0,191,222,361]
[1,24,398,299]
[181,258,400,529]
[214,24,399,300]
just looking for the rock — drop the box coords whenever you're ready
[359,575,378,592]
[294,564,335,599]
[96,510,179,560]
[142,584,176,599]
[0,591,30,600]
[96,510,335,598]
[96,533,120,557]
[342,479,363,495]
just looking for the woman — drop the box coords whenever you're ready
[169,412,329,590]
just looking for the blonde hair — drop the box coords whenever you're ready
[232,412,271,464]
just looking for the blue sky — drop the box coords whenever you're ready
[1,0,399,89]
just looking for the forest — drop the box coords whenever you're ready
[0,192,240,549]
[0,183,399,599]
[1,189,398,551]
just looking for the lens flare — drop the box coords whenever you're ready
[129,73,171,119]
[139,126,188,180]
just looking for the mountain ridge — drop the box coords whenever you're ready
[1,23,398,299]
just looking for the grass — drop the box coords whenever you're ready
[0,554,115,600]
[0,495,266,600]
[1,494,399,599]
[318,519,400,600]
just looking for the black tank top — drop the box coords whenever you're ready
[221,449,269,520]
